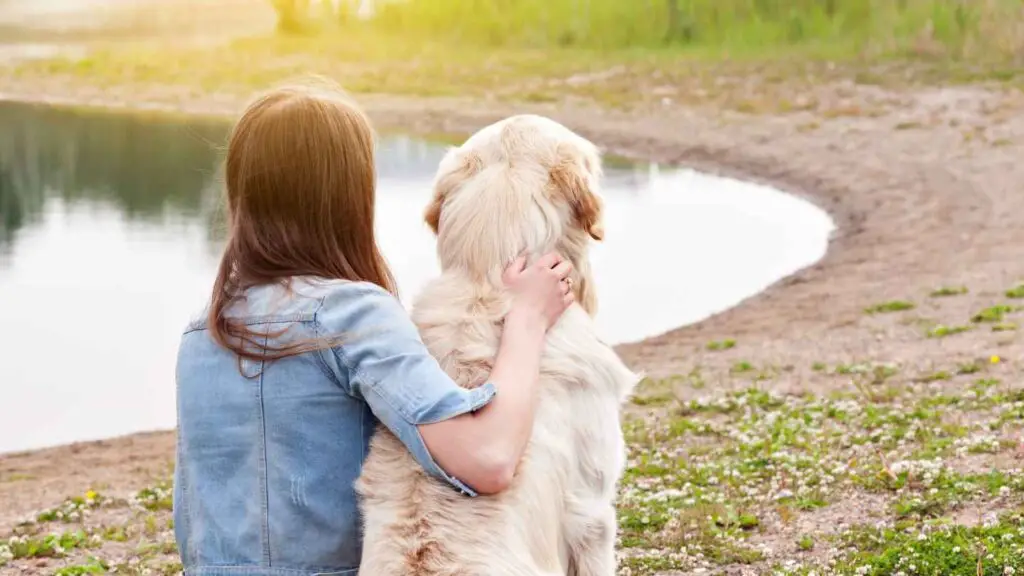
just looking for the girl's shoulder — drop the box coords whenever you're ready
[310,277,412,337]
[183,277,397,334]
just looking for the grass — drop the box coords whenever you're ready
[730,360,755,374]
[317,0,1024,62]
[864,300,915,314]
[620,378,1024,573]
[35,492,106,524]
[930,285,969,297]
[917,370,952,383]
[927,324,972,338]
[134,481,173,512]
[4,366,1023,575]
[707,339,737,351]
[972,305,1017,323]
[1007,284,1024,299]
[53,557,108,576]
[4,530,96,560]
[827,510,1024,575]
[5,0,1024,119]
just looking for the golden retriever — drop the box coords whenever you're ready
[355,114,640,575]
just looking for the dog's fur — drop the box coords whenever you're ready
[355,115,640,576]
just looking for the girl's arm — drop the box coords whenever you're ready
[319,253,572,496]
[420,253,571,494]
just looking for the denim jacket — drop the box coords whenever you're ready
[173,278,496,576]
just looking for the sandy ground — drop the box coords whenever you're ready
[1,12,1023,572]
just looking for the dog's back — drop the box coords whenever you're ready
[356,271,635,576]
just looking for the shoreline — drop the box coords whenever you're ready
[0,87,844,459]
[0,86,852,460]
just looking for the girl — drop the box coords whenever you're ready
[173,82,574,576]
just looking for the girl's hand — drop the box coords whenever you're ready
[502,252,574,332]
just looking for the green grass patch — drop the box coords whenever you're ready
[707,339,737,351]
[134,481,173,512]
[918,370,952,383]
[5,530,95,559]
[36,491,106,523]
[1006,284,1024,299]
[830,509,1024,575]
[54,557,109,576]
[972,304,1016,323]
[926,324,972,338]
[731,361,755,374]
[930,285,968,297]
[864,300,915,315]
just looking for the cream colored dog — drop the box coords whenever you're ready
[355,114,640,576]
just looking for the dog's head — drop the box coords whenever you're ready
[423,114,604,315]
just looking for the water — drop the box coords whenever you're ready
[0,102,834,454]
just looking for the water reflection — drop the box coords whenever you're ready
[0,102,833,453]
[0,104,225,245]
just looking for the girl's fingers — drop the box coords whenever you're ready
[551,260,573,281]
[535,251,564,270]
[503,255,528,282]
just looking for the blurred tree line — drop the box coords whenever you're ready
[267,0,1020,61]
[271,0,368,33]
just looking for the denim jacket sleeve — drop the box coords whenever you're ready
[314,281,497,497]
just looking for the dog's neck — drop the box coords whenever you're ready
[436,226,598,317]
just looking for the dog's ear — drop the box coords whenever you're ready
[550,145,604,241]
[425,152,481,235]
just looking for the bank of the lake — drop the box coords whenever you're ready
[2,44,1024,575]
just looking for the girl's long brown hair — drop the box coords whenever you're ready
[208,80,397,365]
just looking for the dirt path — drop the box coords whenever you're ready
[1,77,1023,574]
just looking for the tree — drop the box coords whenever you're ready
[271,0,311,33]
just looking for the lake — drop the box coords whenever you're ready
[0,102,834,454]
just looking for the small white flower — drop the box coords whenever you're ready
[774,489,794,501]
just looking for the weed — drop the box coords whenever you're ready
[930,286,968,297]
[918,370,951,383]
[54,557,108,576]
[971,304,1016,323]
[956,361,981,375]
[894,121,923,130]
[864,300,915,315]
[830,510,1024,574]
[6,530,95,559]
[731,361,755,374]
[134,481,173,512]
[926,325,971,338]
[36,491,105,523]
[707,339,737,351]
